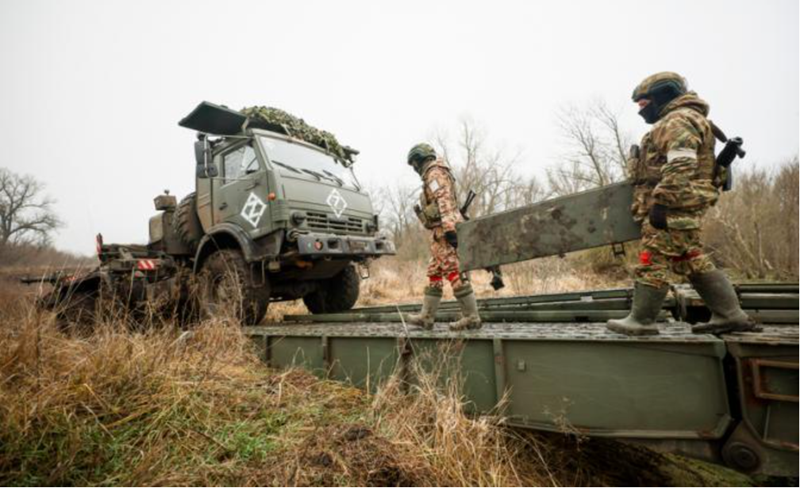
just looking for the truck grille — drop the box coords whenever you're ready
[307,212,364,233]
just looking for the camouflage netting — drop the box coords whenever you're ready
[241,106,357,165]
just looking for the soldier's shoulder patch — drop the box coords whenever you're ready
[428,179,441,192]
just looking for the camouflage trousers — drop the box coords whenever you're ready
[427,228,467,290]
[635,221,716,289]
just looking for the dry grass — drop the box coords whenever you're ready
[4,281,561,486]
[370,346,553,487]
[0,269,754,486]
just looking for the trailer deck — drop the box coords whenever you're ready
[244,285,799,477]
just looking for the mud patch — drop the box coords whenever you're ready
[293,424,431,487]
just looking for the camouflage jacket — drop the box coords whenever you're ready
[418,158,462,234]
[629,93,723,228]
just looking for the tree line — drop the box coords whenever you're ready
[372,102,799,280]
[2,101,797,280]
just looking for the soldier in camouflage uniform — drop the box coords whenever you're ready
[607,72,757,336]
[405,143,482,331]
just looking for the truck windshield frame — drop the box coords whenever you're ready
[258,135,360,190]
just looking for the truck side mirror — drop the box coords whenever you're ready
[194,137,218,178]
[194,140,206,166]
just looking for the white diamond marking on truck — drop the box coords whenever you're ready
[326,188,348,218]
[241,192,268,227]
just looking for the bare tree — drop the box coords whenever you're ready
[0,168,62,246]
[704,158,799,279]
[433,117,540,218]
[374,118,545,261]
[377,182,418,242]
[549,100,632,196]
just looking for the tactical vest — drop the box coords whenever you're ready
[629,107,721,218]
[416,160,457,229]
[630,113,717,186]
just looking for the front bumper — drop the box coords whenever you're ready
[296,233,396,257]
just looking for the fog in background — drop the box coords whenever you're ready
[1,0,797,254]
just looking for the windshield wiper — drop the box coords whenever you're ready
[301,168,341,185]
[322,170,344,187]
[299,168,323,181]
[272,160,302,174]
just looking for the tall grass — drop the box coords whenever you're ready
[2,284,566,486]
[0,271,751,486]
[370,346,554,486]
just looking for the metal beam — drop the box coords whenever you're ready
[457,181,641,271]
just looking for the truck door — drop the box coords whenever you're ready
[212,142,272,239]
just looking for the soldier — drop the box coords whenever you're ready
[607,72,758,336]
[405,143,482,331]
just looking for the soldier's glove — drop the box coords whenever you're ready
[649,204,669,230]
[444,231,458,249]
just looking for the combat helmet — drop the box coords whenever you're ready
[632,72,688,124]
[407,143,437,174]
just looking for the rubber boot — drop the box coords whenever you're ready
[406,287,442,330]
[606,282,667,336]
[450,284,482,331]
[689,270,760,335]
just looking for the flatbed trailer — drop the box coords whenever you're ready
[245,285,799,478]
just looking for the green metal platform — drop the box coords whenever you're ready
[245,285,799,477]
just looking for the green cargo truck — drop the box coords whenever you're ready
[34,102,395,325]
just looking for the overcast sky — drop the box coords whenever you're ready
[1,0,797,254]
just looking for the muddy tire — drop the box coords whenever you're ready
[174,192,203,253]
[198,249,269,326]
[303,265,360,314]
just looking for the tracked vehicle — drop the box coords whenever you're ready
[34,102,395,325]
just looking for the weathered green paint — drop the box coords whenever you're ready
[500,340,730,437]
[248,321,798,477]
[457,181,641,271]
[721,331,798,476]
[671,285,799,325]
[348,288,636,314]
[282,309,673,324]
[328,337,400,391]
[735,283,799,293]
[249,322,733,440]
[267,336,326,371]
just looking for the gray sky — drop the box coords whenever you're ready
[1,0,797,254]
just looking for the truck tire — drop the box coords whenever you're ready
[303,265,360,314]
[174,192,203,253]
[198,249,269,326]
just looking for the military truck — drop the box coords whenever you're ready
[35,102,395,326]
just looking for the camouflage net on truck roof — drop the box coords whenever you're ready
[241,106,357,165]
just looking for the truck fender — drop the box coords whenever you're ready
[193,224,258,273]
[193,224,283,273]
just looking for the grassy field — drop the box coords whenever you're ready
[0,262,757,487]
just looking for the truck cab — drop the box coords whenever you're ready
[149,101,395,324]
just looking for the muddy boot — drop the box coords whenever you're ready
[406,287,442,330]
[689,270,760,335]
[450,284,482,331]
[606,283,667,336]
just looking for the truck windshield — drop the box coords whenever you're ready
[258,136,360,190]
